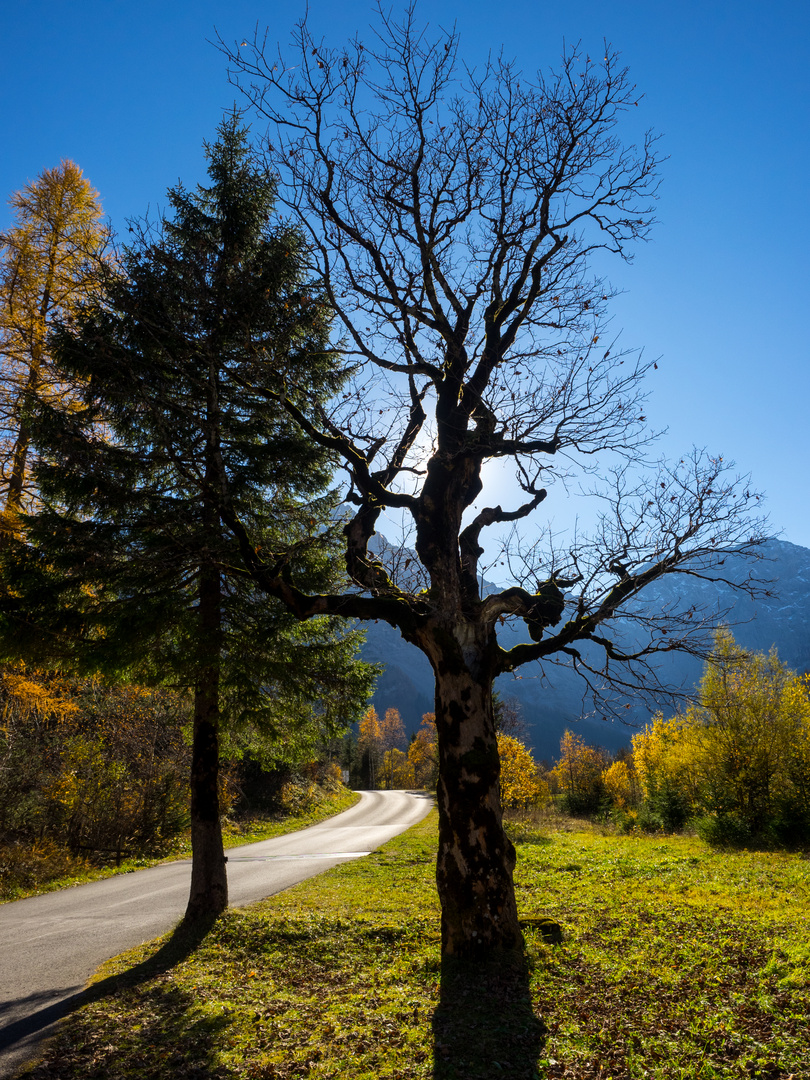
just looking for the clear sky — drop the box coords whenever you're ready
[2,1,808,545]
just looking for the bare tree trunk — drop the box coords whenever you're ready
[430,635,522,957]
[2,362,40,541]
[5,415,31,517]
[3,247,53,529]
[184,564,228,923]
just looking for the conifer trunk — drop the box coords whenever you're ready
[184,563,228,922]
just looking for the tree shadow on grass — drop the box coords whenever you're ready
[6,915,230,1078]
[432,947,547,1080]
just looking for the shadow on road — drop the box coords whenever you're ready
[1,915,226,1077]
[432,949,547,1080]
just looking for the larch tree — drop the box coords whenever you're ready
[214,9,766,956]
[379,706,406,788]
[0,161,108,537]
[10,115,374,922]
[407,712,438,791]
[357,705,382,788]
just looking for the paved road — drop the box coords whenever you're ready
[0,789,433,1077]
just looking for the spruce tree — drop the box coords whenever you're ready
[12,114,373,922]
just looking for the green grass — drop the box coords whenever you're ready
[0,787,360,903]
[18,810,810,1080]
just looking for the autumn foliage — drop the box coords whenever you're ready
[552,730,611,815]
[631,631,810,844]
[407,713,439,791]
[497,733,548,809]
[536,631,810,848]
[0,664,190,864]
[370,707,546,807]
[0,160,107,532]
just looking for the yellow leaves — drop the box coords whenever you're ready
[631,712,683,798]
[630,631,810,834]
[1,663,79,721]
[601,759,636,809]
[357,705,381,749]
[406,712,438,791]
[550,730,612,813]
[2,160,107,346]
[497,733,547,809]
[381,747,414,789]
[1,159,108,514]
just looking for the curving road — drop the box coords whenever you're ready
[0,789,433,1078]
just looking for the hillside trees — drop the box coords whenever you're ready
[7,115,374,922]
[0,161,108,537]
[214,10,766,956]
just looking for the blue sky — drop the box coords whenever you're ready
[3,1,808,545]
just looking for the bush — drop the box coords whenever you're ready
[643,780,691,833]
[610,808,638,834]
[694,812,753,848]
[0,666,191,860]
[0,838,93,898]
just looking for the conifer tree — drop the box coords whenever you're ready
[0,161,108,536]
[12,114,373,922]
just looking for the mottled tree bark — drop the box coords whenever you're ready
[423,621,522,956]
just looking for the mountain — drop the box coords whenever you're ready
[361,539,810,761]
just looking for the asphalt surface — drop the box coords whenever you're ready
[0,789,433,1077]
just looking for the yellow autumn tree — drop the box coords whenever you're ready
[381,747,415,789]
[601,759,638,810]
[0,160,108,534]
[632,713,689,800]
[357,705,382,789]
[631,631,810,842]
[407,711,438,790]
[379,706,406,789]
[497,733,547,809]
[552,729,608,814]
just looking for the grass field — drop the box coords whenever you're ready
[19,809,810,1080]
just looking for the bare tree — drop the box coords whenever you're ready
[217,7,765,957]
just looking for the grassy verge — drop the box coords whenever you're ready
[0,786,360,904]
[19,810,810,1080]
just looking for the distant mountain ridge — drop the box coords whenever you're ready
[361,539,810,760]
